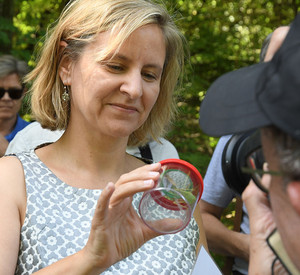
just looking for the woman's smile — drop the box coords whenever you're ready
[108,103,139,114]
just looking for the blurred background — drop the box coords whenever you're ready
[1,0,299,270]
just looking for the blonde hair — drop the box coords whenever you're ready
[27,0,186,146]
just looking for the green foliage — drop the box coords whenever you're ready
[169,0,300,164]
[0,0,68,62]
[2,0,299,157]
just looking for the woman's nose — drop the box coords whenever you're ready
[120,72,143,99]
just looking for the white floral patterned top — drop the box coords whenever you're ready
[15,150,199,275]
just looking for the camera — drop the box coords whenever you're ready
[221,130,264,196]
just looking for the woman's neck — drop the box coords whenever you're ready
[35,131,143,189]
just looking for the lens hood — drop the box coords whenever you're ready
[221,130,262,196]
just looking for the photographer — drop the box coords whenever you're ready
[199,27,289,275]
[200,14,300,275]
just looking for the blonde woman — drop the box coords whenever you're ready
[0,0,206,274]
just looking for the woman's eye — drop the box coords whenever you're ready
[106,64,124,72]
[143,72,157,81]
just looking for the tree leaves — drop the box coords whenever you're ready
[1,0,299,171]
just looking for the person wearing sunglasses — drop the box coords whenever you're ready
[0,55,30,157]
[200,13,300,275]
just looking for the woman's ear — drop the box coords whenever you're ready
[287,181,300,216]
[59,41,72,85]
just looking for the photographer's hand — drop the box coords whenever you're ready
[242,180,287,274]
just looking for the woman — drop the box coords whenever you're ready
[0,0,205,274]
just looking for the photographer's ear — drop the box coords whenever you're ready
[287,181,300,215]
[264,26,290,62]
[59,41,72,86]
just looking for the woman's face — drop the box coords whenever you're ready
[0,73,23,122]
[63,24,166,140]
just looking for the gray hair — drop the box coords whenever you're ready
[263,126,300,185]
[260,32,273,62]
[0,55,29,81]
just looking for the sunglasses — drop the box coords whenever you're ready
[0,87,24,100]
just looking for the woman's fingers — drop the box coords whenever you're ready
[110,163,161,205]
[92,182,115,227]
[93,163,161,219]
[116,162,161,187]
[110,179,155,206]
[92,163,163,229]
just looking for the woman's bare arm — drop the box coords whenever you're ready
[0,156,27,274]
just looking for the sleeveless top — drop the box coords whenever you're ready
[15,150,200,275]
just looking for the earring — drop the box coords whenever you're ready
[62,85,70,102]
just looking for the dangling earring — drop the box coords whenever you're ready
[62,85,70,102]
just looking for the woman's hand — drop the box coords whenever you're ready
[82,162,179,272]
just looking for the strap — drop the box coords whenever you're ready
[138,143,153,161]
[221,197,244,275]
[233,197,243,232]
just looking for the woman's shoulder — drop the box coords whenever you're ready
[0,154,24,175]
[0,155,27,221]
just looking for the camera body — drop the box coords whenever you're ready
[221,130,263,196]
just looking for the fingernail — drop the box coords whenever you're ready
[144,179,154,186]
[150,162,161,168]
[149,171,159,177]
[106,182,114,190]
